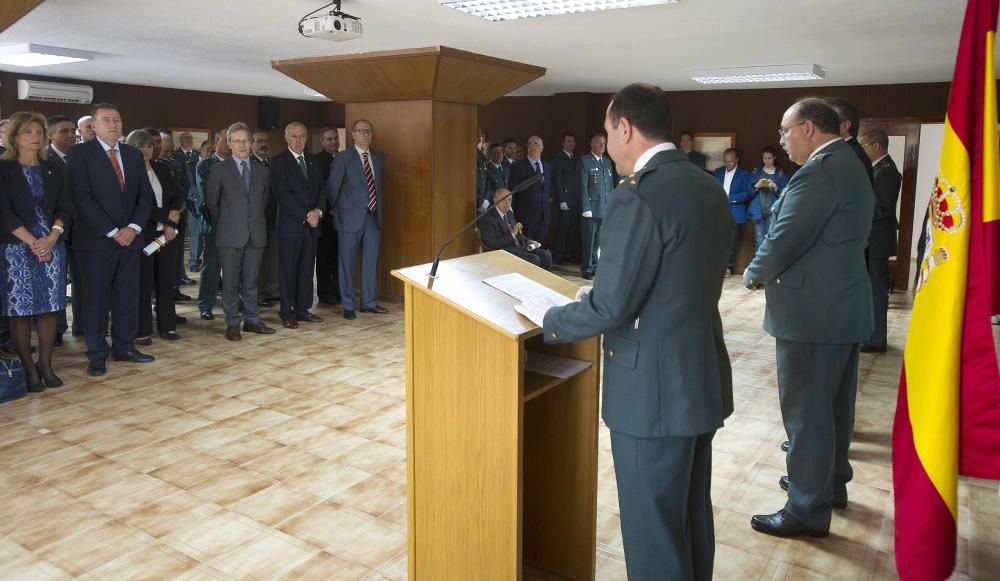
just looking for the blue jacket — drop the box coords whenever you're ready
[746,167,789,220]
[713,166,752,223]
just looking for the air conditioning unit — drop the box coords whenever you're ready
[16,79,93,104]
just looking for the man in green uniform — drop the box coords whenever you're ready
[519,83,734,580]
[578,133,615,279]
[745,98,874,538]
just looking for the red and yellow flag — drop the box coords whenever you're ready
[893,0,1000,579]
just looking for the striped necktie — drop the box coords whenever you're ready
[362,152,377,214]
[108,148,125,191]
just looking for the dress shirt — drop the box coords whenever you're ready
[98,137,142,237]
[808,138,843,161]
[147,168,164,231]
[871,154,888,167]
[633,142,677,173]
[723,168,736,195]
[49,145,68,162]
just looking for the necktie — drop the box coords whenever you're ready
[297,155,308,178]
[504,212,522,248]
[108,148,125,191]
[241,160,251,193]
[362,152,377,214]
[533,160,544,189]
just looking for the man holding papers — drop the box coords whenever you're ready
[517,84,734,580]
[479,188,552,271]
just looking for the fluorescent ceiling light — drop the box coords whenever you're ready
[0,44,94,67]
[303,88,326,98]
[440,0,678,21]
[691,64,825,85]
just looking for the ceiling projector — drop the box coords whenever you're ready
[299,1,363,42]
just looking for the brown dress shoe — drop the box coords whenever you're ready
[225,326,241,341]
[282,318,299,329]
[243,321,276,334]
[297,313,323,323]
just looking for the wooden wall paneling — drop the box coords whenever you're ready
[431,101,478,257]
[0,0,44,33]
[346,101,434,299]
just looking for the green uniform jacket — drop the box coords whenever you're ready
[475,149,490,208]
[483,162,509,202]
[869,155,901,258]
[550,151,580,208]
[579,153,615,218]
[543,149,734,438]
[745,139,874,343]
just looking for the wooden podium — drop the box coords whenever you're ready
[392,251,601,580]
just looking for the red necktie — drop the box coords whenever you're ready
[108,148,125,191]
[362,152,377,214]
[504,212,522,248]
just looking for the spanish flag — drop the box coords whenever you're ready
[892,0,1000,578]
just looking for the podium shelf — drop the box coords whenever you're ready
[523,358,591,403]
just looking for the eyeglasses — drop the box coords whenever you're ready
[860,142,875,148]
[229,139,250,145]
[777,121,807,139]
[353,128,372,135]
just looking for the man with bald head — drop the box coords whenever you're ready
[270,121,325,328]
[508,135,552,248]
[745,98,874,538]
[76,115,95,142]
[859,128,901,353]
[478,188,552,270]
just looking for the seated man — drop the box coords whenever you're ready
[479,188,552,271]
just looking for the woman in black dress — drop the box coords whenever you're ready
[0,111,72,392]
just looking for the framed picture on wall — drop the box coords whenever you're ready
[170,127,210,153]
[693,132,736,171]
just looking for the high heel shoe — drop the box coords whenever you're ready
[36,363,63,388]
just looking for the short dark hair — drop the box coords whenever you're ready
[489,142,503,152]
[762,145,778,157]
[90,102,120,117]
[864,128,889,149]
[158,128,172,135]
[46,115,72,128]
[561,132,575,140]
[608,83,672,141]
[723,147,738,157]
[679,130,694,140]
[792,98,841,135]
[823,96,860,137]
[320,125,338,136]
[502,138,517,147]
[144,127,160,137]
[591,132,607,141]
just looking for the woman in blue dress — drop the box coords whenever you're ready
[746,145,789,253]
[0,111,73,393]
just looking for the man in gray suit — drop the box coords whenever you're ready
[520,83,734,580]
[327,119,388,320]
[860,129,901,353]
[745,98,874,538]
[205,122,276,341]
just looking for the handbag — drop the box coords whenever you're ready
[0,357,27,403]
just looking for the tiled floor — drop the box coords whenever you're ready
[0,266,997,580]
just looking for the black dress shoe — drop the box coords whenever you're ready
[226,326,241,341]
[179,275,196,286]
[174,292,193,302]
[779,475,789,491]
[27,382,45,393]
[581,272,594,280]
[87,360,107,377]
[750,509,828,538]
[360,305,389,314]
[159,330,181,340]
[860,345,887,353]
[36,364,63,388]
[200,311,215,321]
[134,336,153,347]
[257,299,273,307]
[781,440,790,452]
[282,318,299,329]
[343,310,356,320]
[54,335,64,347]
[112,350,155,363]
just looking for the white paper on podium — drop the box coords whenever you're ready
[525,351,591,379]
[483,273,572,307]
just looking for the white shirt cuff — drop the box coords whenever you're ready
[106,228,119,238]
[128,224,142,234]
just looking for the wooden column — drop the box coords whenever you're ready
[1,0,46,33]
[273,47,545,298]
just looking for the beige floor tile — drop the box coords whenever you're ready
[331,475,405,518]
[168,511,267,561]
[230,483,323,526]
[115,439,199,474]
[121,490,223,538]
[792,536,869,580]
[281,501,405,569]
[0,433,75,465]
[38,519,154,576]
[239,445,325,481]
[282,460,373,498]
[91,542,201,580]
[148,452,234,489]
[254,416,329,446]
[278,550,371,580]
[216,531,319,578]
[79,472,182,518]
[186,466,276,506]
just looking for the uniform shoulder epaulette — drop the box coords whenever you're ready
[809,152,831,163]
[616,165,657,187]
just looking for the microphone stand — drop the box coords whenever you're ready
[428,172,543,279]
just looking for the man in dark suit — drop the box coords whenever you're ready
[509,135,552,248]
[679,131,708,170]
[314,126,341,305]
[501,138,517,172]
[714,148,753,275]
[67,103,155,377]
[251,130,278,307]
[519,84,734,580]
[327,119,389,320]
[824,97,875,188]
[860,129,902,353]
[270,122,326,329]
[549,132,579,264]
[45,115,77,343]
[745,98,874,538]
[205,122,276,341]
[196,131,229,320]
[175,132,203,272]
[479,188,552,270]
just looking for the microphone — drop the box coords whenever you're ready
[428,172,543,279]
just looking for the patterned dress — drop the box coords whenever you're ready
[0,164,66,316]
